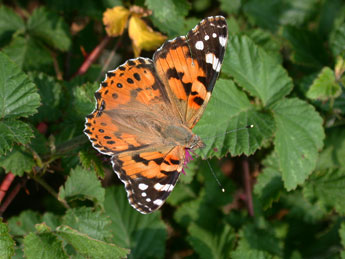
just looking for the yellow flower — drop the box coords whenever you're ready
[102,6,166,56]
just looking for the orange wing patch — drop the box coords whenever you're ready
[84,57,175,155]
[153,38,209,128]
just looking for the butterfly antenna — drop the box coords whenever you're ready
[202,124,254,140]
[206,159,225,192]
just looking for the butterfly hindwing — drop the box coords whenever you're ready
[112,146,184,213]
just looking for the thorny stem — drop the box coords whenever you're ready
[73,36,111,78]
[0,172,16,204]
[243,158,254,217]
[0,179,26,216]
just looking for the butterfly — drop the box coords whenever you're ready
[84,16,228,214]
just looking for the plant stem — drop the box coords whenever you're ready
[30,174,70,209]
[243,158,254,217]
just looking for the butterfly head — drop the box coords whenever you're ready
[188,134,205,150]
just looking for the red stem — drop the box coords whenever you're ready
[0,173,15,204]
[73,36,111,78]
[243,158,254,217]
[0,180,25,215]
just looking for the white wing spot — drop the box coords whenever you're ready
[204,35,209,41]
[219,36,227,47]
[206,53,219,71]
[154,183,163,191]
[153,199,163,206]
[212,33,217,38]
[146,198,151,202]
[141,192,147,197]
[138,183,148,190]
[195,41,204,50]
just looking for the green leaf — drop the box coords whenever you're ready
[316,127,345,170]
[27,7,71,51]
[7,210,41,236]
[0,145,35,176]
[222,35,293,106]
[79,150,105,178]
[340,222,345,250]
[254,152,284,209]
[72,82,99,119]
[245,28,282,64]
[2,36,53,72]
[0,219,15,259]
[165,182,196,206]
[145,0,190,37]
[306,67,341,101]
[199,159,235,207]
[58,166,105,206]
[282,191,326,223]
[231,224,281,258]
[63,207,112,242]
[193,79,275,157]
[42,212,61,230]
[220,0,241,14]
[29,72,62,123]
[0,52,40,119]
[0,120,34,155]
[318,0,344,39]
[283,26,329,68]
[104,186,167,259]
[56,225,129,259]
[0,5,24,44]
[244,0,317,32]
[174,191,218,228]
[23,224,67,259]
[330,21,345,57]
[272,98,324,190]
[304,169,345,214]
[187,223,235,259]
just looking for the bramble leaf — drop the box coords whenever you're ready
[27,7,71,51]
[194,79,275,157]
[222,35,293,106]
[145,0,190,36]
[58,166,105,206]
[23,224,67,259]
[0,145,35,176]
[187,223,235,259]
[272,98,324,190]
[254,152,284,209]
[0,219,15,259]
[2,36,53,72]
[104,186,167,259]
[63,207,112,242]
[0,52,40,119]
[0,5,24,44]
[304,169,345,215]
[307,67,341,101]
[56,225,129,258]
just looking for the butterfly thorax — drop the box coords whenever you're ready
[163,124,204,150]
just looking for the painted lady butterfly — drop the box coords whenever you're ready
[85,16,228,213]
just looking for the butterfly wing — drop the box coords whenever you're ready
[153,16,228,128]
[85,58,180,156]
[84,58,186,213]
[112,146,185,213]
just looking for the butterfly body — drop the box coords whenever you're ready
[85,16,228,213]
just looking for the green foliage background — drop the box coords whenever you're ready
[0,0,345,258]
